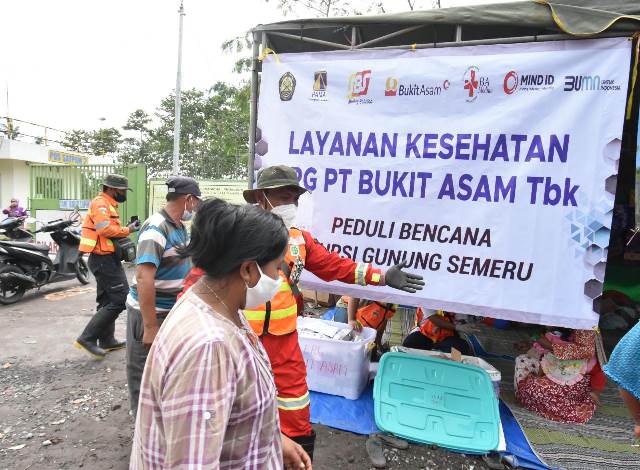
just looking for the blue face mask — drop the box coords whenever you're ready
[181,197,194,221]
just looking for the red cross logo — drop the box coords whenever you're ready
[464,68,479,97]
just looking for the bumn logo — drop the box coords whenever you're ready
[564,75,600,92]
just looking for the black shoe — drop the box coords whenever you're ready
[98,338,126,352]
[74,338,106,360]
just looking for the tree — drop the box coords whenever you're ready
[111,83,249,179]
[62,129,92,154]
[91,127,122,156]
[0,118,21,140]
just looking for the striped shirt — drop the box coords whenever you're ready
[128,209,191,312]
[130,289,283,469]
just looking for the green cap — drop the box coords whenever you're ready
[243,165,309,203]
[104,174,132,191]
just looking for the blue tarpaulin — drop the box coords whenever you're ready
[309,384,553,469]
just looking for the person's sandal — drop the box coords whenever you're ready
[365,435,386,468]
[374,433,409,450]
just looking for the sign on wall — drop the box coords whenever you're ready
[257,38,631,328]
[148,179,247,215]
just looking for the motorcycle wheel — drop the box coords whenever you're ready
[0,264,26,305]
[76,257,90,285]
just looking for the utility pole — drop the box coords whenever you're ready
[173,1,185,175]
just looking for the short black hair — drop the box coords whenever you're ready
[166,192,183,202]
[180,198,288,279]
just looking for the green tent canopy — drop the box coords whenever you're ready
[254,1,640,53]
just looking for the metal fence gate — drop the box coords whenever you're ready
[29,163,148,228]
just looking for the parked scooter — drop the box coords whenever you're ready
[0,211,89,304]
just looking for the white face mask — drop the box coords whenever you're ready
[270,204,297,229]
[264,193,297,229]
[244,263,282,309]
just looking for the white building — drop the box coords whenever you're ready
[0,137,110,212]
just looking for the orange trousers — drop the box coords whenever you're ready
[261,330,312,437]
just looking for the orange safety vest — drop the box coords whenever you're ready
[419,309,456,343]
[356,301,397,331]
[244,228,307,336]
[79,193,124,255]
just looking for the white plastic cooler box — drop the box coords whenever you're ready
[297,317,376,400]
[392,346,502,398]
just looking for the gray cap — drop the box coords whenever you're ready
[243,165,309,203]
[166,176,201,198]
[104,174,132,191]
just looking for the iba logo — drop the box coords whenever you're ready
[311,71,328,101]
[463,66,490,102]
[279,72,296,101]
[347,70,372,104]
[385,77,398,96]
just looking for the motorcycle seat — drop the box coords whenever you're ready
[0,241,50,252]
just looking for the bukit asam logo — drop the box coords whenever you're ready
[463,66,490,102]
[347,70,372,104]
[503,70,555,94]
[385,77,447,97]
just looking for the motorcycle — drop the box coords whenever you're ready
[0,211,89,305]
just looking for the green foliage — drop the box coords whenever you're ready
[68,82,250,179]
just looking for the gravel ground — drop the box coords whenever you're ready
[0,270,490,470]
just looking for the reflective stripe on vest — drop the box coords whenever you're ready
[245,227,307,336]
[277,391,310,411]
[79,194,120,254]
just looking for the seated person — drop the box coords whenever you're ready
[334,296,396,352]
[514,328,603,424]
[402,308,471,356]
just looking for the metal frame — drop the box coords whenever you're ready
[246,24,632,187]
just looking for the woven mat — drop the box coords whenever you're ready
[486,353,639,470]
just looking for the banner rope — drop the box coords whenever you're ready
[258,47,281,63]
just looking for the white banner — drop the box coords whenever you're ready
[257,38,631,328]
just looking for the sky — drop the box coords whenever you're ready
[2,0,512,142]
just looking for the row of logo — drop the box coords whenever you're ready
[277,67,622,104]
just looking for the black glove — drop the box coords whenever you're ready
[127,220,141,233]
[385,261,425,293]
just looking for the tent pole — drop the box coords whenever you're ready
[351,26,357,49]
[354,25,425,49]
[455,25,462,42]
[267,31,352,50]
[248,30,260,189]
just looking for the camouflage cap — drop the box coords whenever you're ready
[243,165,309,203]
[104,174,132,191]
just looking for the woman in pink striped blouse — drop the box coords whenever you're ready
[130,199,311,469]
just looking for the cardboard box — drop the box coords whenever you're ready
[301,289,337,307]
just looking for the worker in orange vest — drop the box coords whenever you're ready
[335,296,397,353]
[179,165,424,459]
[75,174,140,360]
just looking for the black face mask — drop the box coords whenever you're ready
[114,192,127,203]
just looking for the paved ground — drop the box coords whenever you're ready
[0,267,489,469]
